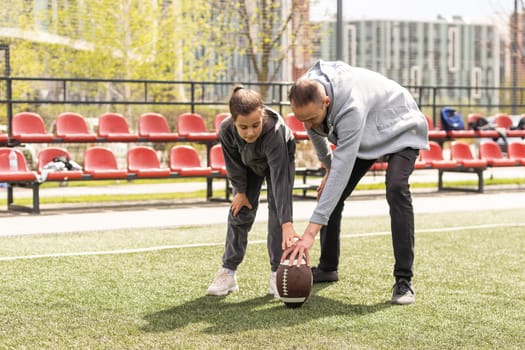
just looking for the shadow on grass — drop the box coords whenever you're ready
[141,284,390,334]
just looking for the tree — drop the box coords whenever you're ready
[0,0,241,124]
[2,0,313,110]
[215,0,311,97]
[2,1,232,89]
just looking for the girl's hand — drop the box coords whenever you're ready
[281,222,301,249]
[230,192,252,216]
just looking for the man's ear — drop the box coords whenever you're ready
[324,95,331,107]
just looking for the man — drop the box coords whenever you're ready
[283,60,429,305]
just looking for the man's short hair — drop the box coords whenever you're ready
[288,79,324,107]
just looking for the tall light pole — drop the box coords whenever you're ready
[336,0,343,60]
[511,0,518,114]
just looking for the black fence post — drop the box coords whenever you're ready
[0,44,13,140]
[190,82,195,113]
[432,87,437,126]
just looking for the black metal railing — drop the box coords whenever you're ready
[1,76,525,138]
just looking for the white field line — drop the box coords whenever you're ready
[1,222,524,262]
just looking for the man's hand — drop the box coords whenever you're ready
[281,222,323,267]
[230,192,252,216]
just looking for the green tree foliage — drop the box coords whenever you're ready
[1,0,311,119]
[241,0,306,81]
[0,0,241,121]
[217,0,309,97]
[2,0,232,81]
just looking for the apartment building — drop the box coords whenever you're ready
[313,17,501,104]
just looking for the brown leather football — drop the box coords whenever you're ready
[276,259,313,308]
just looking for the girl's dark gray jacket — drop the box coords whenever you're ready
[218,107,296,225]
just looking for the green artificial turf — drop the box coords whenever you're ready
[0,209,523,349]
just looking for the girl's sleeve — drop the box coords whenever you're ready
[218,126,248,193]
[265,127,295,224]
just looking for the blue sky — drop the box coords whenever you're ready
[311,0,521,22]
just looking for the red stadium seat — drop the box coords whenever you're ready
[506,142,525,165]
[169,145,212,176]
[493,113,525,138]
[55,112,97,142]
[213,112,231,135]
[449,141,487,168]
[209,144,227,176]
[479,140,518,167]
[37,147,84,180]
[0,130,7,143]
[493,114,513,129]
[0,147,37,182]
[425,115,447,140]
[138,112,179,141]
[84,146,128,179]
[370,161,388,171]
[177,113,217,141]
[285,113,309,140]
[12,112,54,142]
[466,113,500,138]
[127,146,171,177]
[419,141,460,169]
[414,153,430,169]
[98,112,139,142]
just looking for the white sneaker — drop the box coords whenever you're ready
[207,268,238,296]
[269,271,279,299]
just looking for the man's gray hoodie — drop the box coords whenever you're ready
[304,60,429,225]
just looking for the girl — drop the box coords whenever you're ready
[207,86,297,297]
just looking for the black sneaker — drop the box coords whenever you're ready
[390,279,415,305]
[311,266,339,283]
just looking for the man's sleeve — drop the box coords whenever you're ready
[306,129,333,169]
[310,111,364,225]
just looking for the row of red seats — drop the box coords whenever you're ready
[426,113,525,140]
[420,140,525,168]
[284,112,525,141]
[4,111,232,143]
[0,144,227,182]
[6,111,525,145]
[369,140,525,172]
[284,112,525,171]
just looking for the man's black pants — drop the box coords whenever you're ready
[317,147,418,281]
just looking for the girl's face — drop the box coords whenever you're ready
[234,109,263,143]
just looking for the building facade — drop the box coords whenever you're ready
[508,11,525,87]
[314,17,501,104]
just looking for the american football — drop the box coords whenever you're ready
[276,258,313,308]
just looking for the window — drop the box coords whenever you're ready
[448,27,460,72]
[410,66,421,98]
[471,67,482,99]
[346,25,357,66]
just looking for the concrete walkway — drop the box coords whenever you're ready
[0,166,523,236]
[1,185,524,236]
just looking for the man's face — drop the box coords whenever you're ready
[291,97,329,130]
[234,109,263,143]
